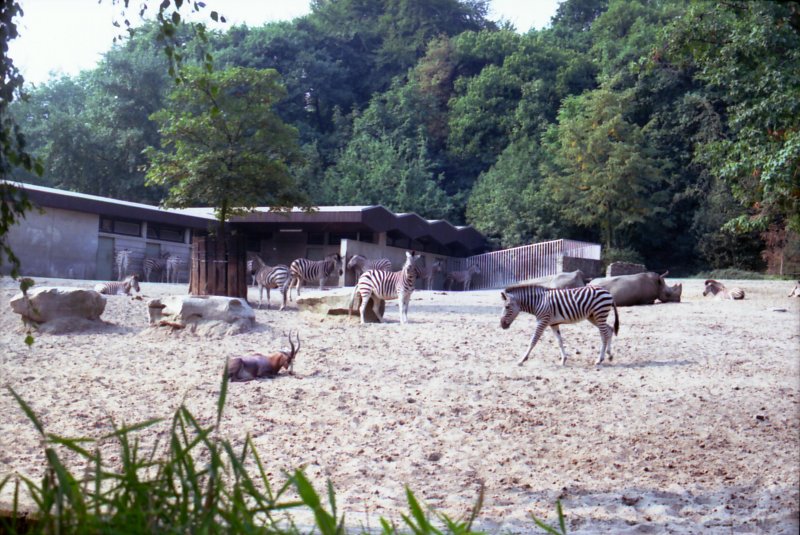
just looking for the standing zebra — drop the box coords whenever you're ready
[347,254,393,280]
[288,253,343,299]
[164,254,182,284]
[143,252,171,282]
[445,264,481,291]
[251,256,291,310]
[246,259,257,286]
[115,248,131,281]
[94,274,141,295]
[500,284,619,366]
[349,250,421,324]
[415,259,443,291]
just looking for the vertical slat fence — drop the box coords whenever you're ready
[189,234,248,298]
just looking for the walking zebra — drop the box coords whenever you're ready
[252,256,291,310]
[445,264,481,291]
[703,279,745,300]
[288,253,343,299]
[143,252,171,282]
[349,250,421,324]
[94,274,141,295]
[165,254,182,284]
[500,284,619,366]
[415,259,443,291]
[347,254,393,279]
[115,248,131,281]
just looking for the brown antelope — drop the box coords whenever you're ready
[227,331,300,381]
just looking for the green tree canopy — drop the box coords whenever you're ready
[145,66,309,231]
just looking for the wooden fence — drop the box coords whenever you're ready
[189,234,248,298]
[445,239,601,290]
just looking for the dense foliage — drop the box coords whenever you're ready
[7,0,800,274]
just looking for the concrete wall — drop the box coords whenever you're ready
[559,256,603,279]
[2,206,193,282]
[4,207,100,279]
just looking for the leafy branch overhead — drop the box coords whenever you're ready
[145,66,309,230]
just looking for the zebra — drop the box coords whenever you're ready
[143,252,171,282]
[115,248,131,281]
[251,256,291,310]
[246,258,257,286]
[500,284,619,366]
[165,254,182,284]
[94,274,141,295]
[348,250,421,324]
[288,253,343,299]
[415,259,443,291]
[445,264,481,291]
[703,279,745,300]
[347,254,392,280]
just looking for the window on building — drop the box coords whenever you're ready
[147,223,185,243]
[307,232,325,245]
[99,216,141,237]
[329,232,357,245]
[359,231,374,243]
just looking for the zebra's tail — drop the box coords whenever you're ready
[612,301,620,335]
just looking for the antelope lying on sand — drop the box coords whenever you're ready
[227,332,300,381]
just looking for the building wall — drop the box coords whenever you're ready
[5,206,100,279]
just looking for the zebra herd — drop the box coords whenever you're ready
[114,248,183,283]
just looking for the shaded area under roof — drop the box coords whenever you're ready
[7,183,486,255]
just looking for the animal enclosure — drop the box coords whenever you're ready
[1,278,797,532]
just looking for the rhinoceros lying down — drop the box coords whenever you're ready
[590,271,682,307]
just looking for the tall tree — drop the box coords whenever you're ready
[145,67,309,232]
[542,88,664,251]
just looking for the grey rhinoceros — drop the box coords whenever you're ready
[589,271,682,307]
[520,270,588,290]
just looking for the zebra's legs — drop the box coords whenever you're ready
[551,326,569,365]
[590,319,614,365]
[266,286,272,309]
[518,321,548,366]
[399,292,410,324]
[280,281,289,311]
[359,291,380,324]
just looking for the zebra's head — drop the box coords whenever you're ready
[347,254,364,270]
[403,250,421,271]
[127,274,141,293]
[499,290,521,329]
[327,253,343,276]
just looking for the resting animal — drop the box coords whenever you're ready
[227,332,300,382]
[788,281,800,298]
[703,279,745,300]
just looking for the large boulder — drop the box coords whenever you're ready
[297,293,384,323]
[10,286,106,324]
[148,295,255,336]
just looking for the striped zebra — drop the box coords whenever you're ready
[251,256,291,310]
[500,284,619,366]
[94,274,141,295]
[445,264,481,291]
[415,259,443,291]
[349,250,421,324]
[246,259,257,286]
[165,254,182,284]
[703,279,745,300]
[143,252,170,282]
[115,248,131,281]
[288,253,343,299]
[347,254,392,279]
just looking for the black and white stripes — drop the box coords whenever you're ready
[288,253,343,298]
[347,254,392,279]
[252,256,291,310]
[349,250,421,324]
[94,274,141,295]
[500,284,619,366]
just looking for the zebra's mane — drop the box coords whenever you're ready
[503,282,549,293]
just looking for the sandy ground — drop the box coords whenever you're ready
[1,276,798,534]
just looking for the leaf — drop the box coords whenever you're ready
[6,386,45,436]
[210,10,218,22]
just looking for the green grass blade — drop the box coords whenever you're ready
[217,360,229,428]
[100,418,164,440]
[7,386,45,436]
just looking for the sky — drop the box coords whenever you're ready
[10,0,563,86]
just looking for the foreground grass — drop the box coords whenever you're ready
[0,370,565,534]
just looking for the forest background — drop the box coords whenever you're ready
[7,0,800,276]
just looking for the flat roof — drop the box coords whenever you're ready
[6,182,486,254]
